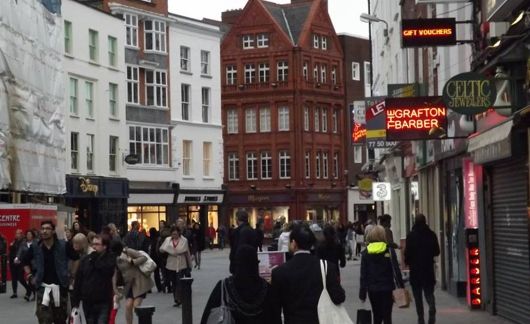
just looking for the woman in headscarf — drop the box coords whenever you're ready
[200,244,281,324]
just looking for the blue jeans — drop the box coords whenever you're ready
[83,302,110,324]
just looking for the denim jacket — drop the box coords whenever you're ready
[32,239,70,288]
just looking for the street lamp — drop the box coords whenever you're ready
[360,13,388,37]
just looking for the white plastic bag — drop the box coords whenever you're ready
[69,306,85,324]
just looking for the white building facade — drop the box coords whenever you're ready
[63,0,129,231]
[169,14,224,230]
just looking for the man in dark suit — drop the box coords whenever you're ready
[271,223,345,324]
[229,210,258,274]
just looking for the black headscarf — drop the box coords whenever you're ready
[225,244,268,317]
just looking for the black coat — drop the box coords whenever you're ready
[72,251,116,307]
[315,241,346,269]
[271,253,345,324]
[201,277,281,324]
[405,224,440,287]
[359,243,403,300]
[229,223,257,273]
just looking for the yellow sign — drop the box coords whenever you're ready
[79,177,98,195]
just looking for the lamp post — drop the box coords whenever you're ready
[360,13,389,38]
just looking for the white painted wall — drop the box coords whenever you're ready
[169,16,223,190]
[63,0,127,178]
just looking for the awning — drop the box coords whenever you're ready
[128,193,175,205]
[468,120,513,164]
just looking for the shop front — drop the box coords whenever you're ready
[65,175,128,233]
[301,191,346,224]
[127,187,178,232]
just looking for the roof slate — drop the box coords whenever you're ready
[261,1,312,45]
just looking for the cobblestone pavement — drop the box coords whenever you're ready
[0,248,515,324]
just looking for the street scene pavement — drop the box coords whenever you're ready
[0,248,514,324]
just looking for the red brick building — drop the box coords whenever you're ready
[221,0,347,233]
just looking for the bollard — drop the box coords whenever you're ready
[179,277,194,324]
[0,254,7,294]
[135,305,155,324]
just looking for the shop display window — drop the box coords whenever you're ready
[230,206,289,237]
[305,207,341,224]
[127,205,166,233]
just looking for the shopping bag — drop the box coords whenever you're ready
[137,250,157,277]
[69,306,85,324]
[317,260,354,324]
[206,280,234,324]
[393,287,411,308]
[356,308,372,324]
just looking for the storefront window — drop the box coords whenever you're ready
[306,207,341,224]
[127,205,166,232]
[230,206,289,238]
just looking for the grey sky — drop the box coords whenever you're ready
[168,0,369,38]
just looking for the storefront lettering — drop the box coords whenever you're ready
[184,196,201,202]
[248,195,270,203]
[203,196,219,202]
[79,177,98,195]
[317,194,331,201]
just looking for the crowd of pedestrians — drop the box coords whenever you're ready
[2,210,440,324]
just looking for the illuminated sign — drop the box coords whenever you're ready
[352,123,367,143]
[385,97,448,141]
[351,101,366,145]
[366,97,397,148]
[463,159,482,229]
[442,72,496,115]
[466,229,481,309]
[401,18,456,47]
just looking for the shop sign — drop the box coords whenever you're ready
[366,98,398,148]
[352,101,366,146]
[442,72,496,116]
[387,83,421,98]
[463,159,481,229]
[401,18,456,48]
[177,194,223,204]
[358,177,373,200]
[79,177,98,195]
[487,0,526,22]
[385,97,448,141]
[124,154,140,165]
[372,182,391,201]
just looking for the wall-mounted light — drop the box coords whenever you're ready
[250,184,257,191]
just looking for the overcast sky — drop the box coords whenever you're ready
[168,0,369,38]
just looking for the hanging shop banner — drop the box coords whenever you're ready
[401,18,456,48]
[463,158,482,229]
[358,177,374,200]
[372,182,391,201]
[366,97,398,149]
[442,72,497,115]
[352,101,366,146]
[385,97,448,141]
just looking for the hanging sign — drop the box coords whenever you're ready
[463,159,481,229]
[352,101,366,146]
[385,97,448,141]
[366,98,398,149]
[442,72,497,115]
[372,182,391,201]
[401,18,456,47]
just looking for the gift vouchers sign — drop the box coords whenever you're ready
[402,18,456,47]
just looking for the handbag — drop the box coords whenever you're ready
[69,305,85,324]
[137,250,157,277]
[206,279,234,324]
[356,308,372,324]
[317,260,354,324]
[389,248,411,308]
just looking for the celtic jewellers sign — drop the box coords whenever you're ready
[442,72,497,115]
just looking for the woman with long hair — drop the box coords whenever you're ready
[315,224,346,272]
[200,245,281,324]
[359,225,404,324]
[159,226,192,307]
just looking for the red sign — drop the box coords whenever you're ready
[463,159,481,229]
[352,122,366,143]
[385,97,448,141]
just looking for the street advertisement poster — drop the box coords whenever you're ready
[258,251,286,281]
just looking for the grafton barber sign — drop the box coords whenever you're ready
[386,97,448,141]
[401,18,456,47]
[442,72,496,115]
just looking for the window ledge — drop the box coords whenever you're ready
[144,50,168,56]
[125,45,139,51]
[88,60,100,67]
[203,177,215,181]
[200,74,212,79]
[69,114,80,119]
[64,53,74,59]
[127,165,175,171]
[180,70,193,76]
[107,66,120,72]
[86,117,96,121]
[182,176,195,180]
[109,117,120,122]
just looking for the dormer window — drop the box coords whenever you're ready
[313,34,319,48]
[321,36,327,50]
[257,34,269,48]
[243,35,254,49]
